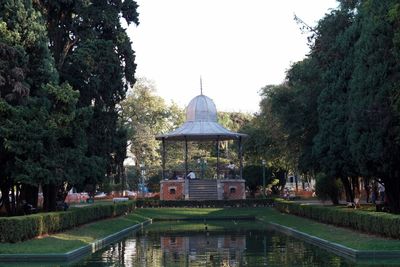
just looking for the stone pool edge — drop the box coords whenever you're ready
[0,219,152,263]
[268,222,400,261]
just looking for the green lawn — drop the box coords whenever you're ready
[135,207,257,219]
[0,213,149,254]
[1,207,400,254]
[258,208,400,251]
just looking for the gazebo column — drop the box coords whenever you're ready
[185,137,188,177]
[239,136,243,179]
[216,137,220,179]
[161,138,166,180]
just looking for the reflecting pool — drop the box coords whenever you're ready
[70,221,365,267]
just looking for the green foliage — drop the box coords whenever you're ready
[274,199,400,239]
[242,86,292,178]
[147,173,161,192]
[242,165,273,195]
[120,77,187,191]
[0,0,139,215]
[125,165,140,191]
[247,0,400,212]
[218,112,252,133]
[218,111,252,160]
[0,201,136,243]
[38,0,140,192]
[0,0,82,214]
[314,173,341,204]
[266,59,321,174]
[346,0,400,211]
[121,78,180,173]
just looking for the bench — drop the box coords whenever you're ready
[113,197,129,203]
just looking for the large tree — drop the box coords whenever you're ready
[37,0,140,192]
[348,0,400,212]
[0,0,95,214]
[312,2,360,203]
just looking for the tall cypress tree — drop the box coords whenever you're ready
[38,0,139,187]
[0,1,62,213]
[312,3,360,203]
[0,0,104,214]
[348,0,400,212]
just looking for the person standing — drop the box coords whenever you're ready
[378,182,385,202]
[227,161,236,178]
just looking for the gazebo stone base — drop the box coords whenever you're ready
[160,179,245,201]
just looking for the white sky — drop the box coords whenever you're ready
[128,0,339,114]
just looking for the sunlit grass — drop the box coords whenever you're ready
[0,213,148,254]
[135,207,256,219]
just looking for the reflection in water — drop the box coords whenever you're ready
[160,233,246,266]
[72,223,357,267]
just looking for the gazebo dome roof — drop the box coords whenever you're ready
[186,94,217,122]
[156,93,247,141]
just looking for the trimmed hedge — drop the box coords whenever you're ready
[0,201,135,243]
[135,198,274,208]
[274,199,400,238]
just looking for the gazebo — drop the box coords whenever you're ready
[156,92,247,200]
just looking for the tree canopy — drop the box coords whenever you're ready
[0,0,139,215]
[249,0,400,212]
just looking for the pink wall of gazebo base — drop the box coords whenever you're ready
[160,180,186,200]
[160,179,245,201]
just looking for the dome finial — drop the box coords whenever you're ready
[200,75,203,95]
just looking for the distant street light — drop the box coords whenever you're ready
[262,159,266,198]
[139,163,145,198]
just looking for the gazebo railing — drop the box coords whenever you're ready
[163,167,240,180]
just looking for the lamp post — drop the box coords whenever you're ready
[139,163,145,198]
[262,159,266,198]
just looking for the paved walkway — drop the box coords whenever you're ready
[292,198,373,206]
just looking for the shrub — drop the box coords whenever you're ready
[0,201,135,243]
[274,199,400,238]
[315,172,341,204]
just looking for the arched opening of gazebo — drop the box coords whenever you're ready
[156,93,247,201]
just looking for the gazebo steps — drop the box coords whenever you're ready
[188,179,218,200]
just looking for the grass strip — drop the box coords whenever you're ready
[259,208,400,251]
[135,207,259,219]
[0,213,149,254]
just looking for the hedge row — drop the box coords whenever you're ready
[135,198,274,208]
[0,201,135,243]
[274,199,400,238]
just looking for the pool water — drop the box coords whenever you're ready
[71,221,359,267]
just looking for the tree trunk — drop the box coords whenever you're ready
[351,177,360,200]
[20,183,39,208]
[330,192,339,205]
[43,184,57,211]
[0,182,11,216]
[10,184,16,215]
[363,177,370,203]
[340,177,353,203]
[385,178,400,214]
